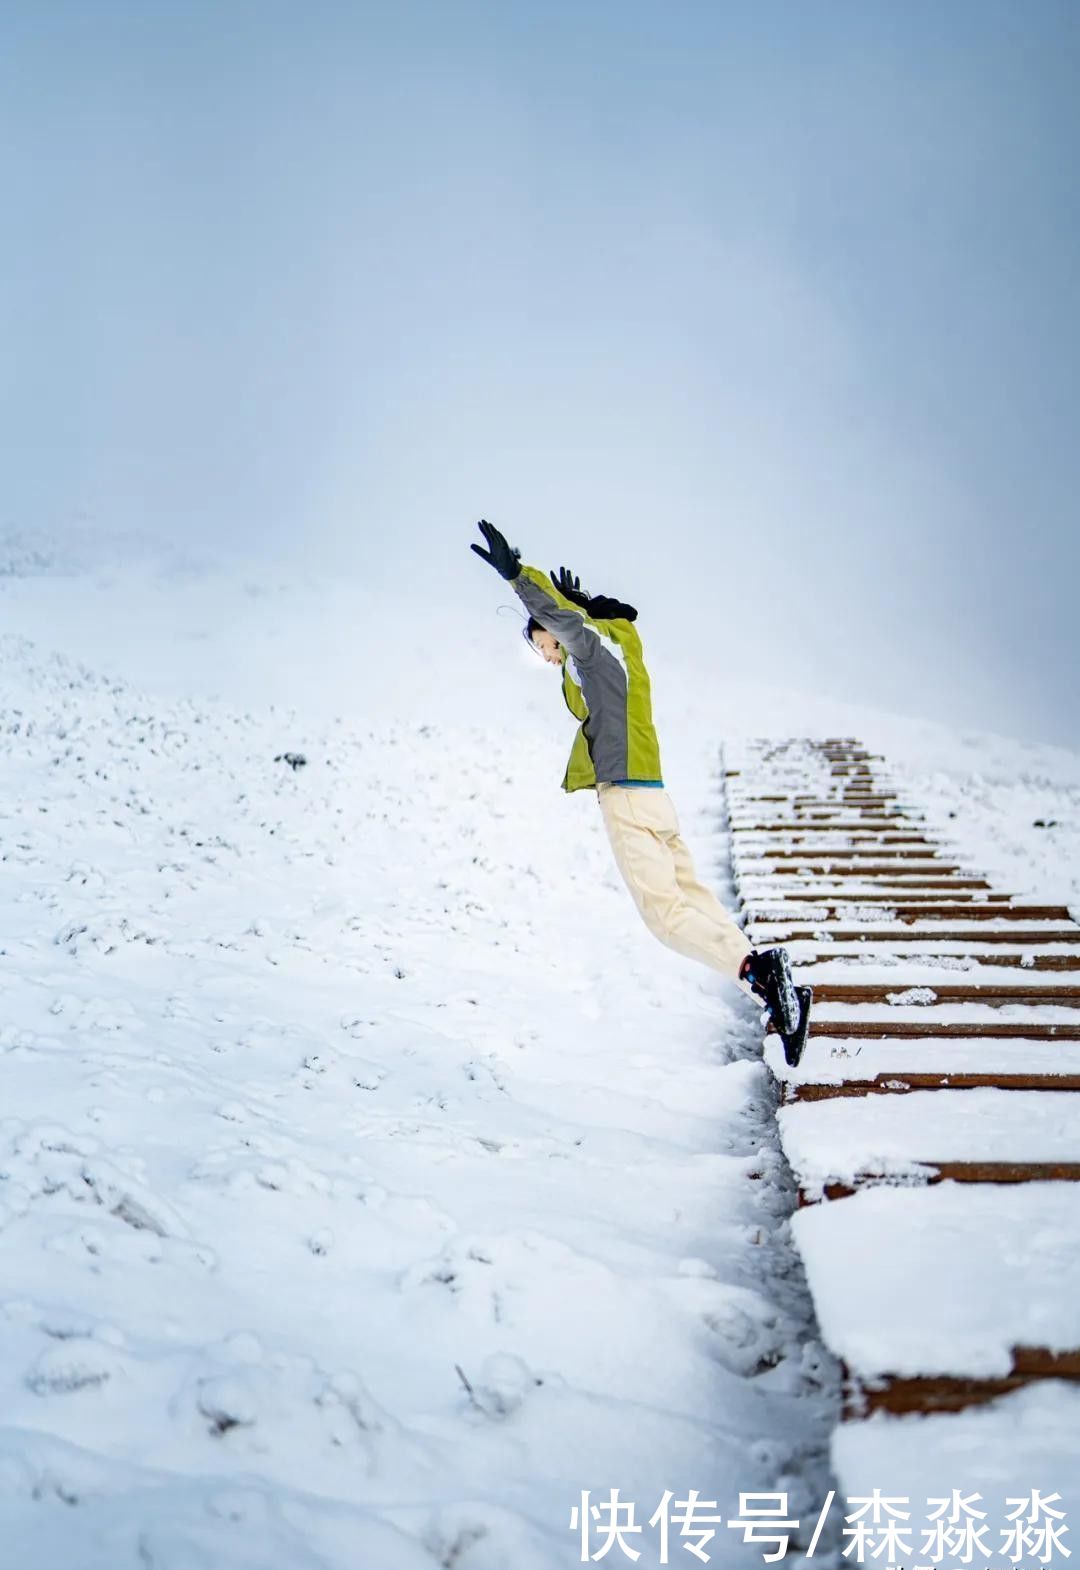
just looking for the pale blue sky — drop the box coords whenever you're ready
[2,1,1077,743]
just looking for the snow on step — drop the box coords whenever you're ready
[789,956,1080,982]
[833,1384,1080,1567]
[730,725,1080,1542]
[743,855,946,867]
[752,916,1077,935]
[741,882,991,899]
[792,1181,1080,1380]
[810,999,1080,1025]
[779,1088,1080,1194]
[765,1033,1080,1083]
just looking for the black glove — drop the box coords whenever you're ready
[471,519,521,580]
[551,565,591,609]
[586,593,638,622]
[552,565,637,623]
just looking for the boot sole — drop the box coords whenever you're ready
[781,986,813,1068]
[772,948,800,1036]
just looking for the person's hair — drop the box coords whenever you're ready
[522,615,547,646]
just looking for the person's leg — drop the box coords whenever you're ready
[597,785,754,987]
[665,824,756,984]
[661,813,803,1028]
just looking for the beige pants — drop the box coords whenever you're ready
[597,782,754,989]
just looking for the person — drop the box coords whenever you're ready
[470,519,810,1059]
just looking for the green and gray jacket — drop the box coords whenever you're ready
[513,564,664,793]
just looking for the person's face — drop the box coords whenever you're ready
[531,628,563,665]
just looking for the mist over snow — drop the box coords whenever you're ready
[2,1,1078,746]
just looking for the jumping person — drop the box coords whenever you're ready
[470,519,811,1064]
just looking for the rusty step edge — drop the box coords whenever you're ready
[744,893,1016,905]
[737,810,914,820]
[739,843,938,853]
[740,859,970,872]
[808,984,1080,1005]
[784,1021,1080,1040]
[841,1349,1080,1418]
[734,828,935,841]
[737,891,1017,904]
[733,831,933,841]
[740,813,926,824]
[739,864,979,876]
[787,1072,1080,1100]
[731,797,903,807]
[765,808,917,817]
[742,877,989,889]
[798,1162,1080,1206]
[736,842,944,852]
[734,832,938,842]
[749,928,1080,944]
[833,788,896,795]
[730,777,896,786]
[728,789,900,798]
[794,954,1080,972]
[731,803,917,812]
[745,891,997,903]
[742,847,954,858]
[746,902,1073,918]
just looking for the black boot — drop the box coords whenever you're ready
[780,986,813,1068]
[740,947,800,1036]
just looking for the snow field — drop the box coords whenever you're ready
[4,539,1079,1567]
[0,620,838,1569]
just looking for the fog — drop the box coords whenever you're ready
[2,0,1077,743]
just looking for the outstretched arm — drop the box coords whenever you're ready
[471,520,599,661]
[513,564,602,662]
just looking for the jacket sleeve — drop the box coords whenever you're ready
[513,565,602,662]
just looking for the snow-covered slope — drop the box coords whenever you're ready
[0,537,840,1569]
[1,532,1077,1568]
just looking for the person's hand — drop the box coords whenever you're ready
[552,564,638,622]
[586,593,637,622]
[471,519,521,580]
[551,565,591,608]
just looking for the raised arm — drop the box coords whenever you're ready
[471,520,599,661]
[512,565,602,661]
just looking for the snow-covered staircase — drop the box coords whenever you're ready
[725,737,1080,1522]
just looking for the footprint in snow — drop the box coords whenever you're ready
[26,1335,130,1396]
[701,1302,788,1378]
[424,1501,554,1570]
